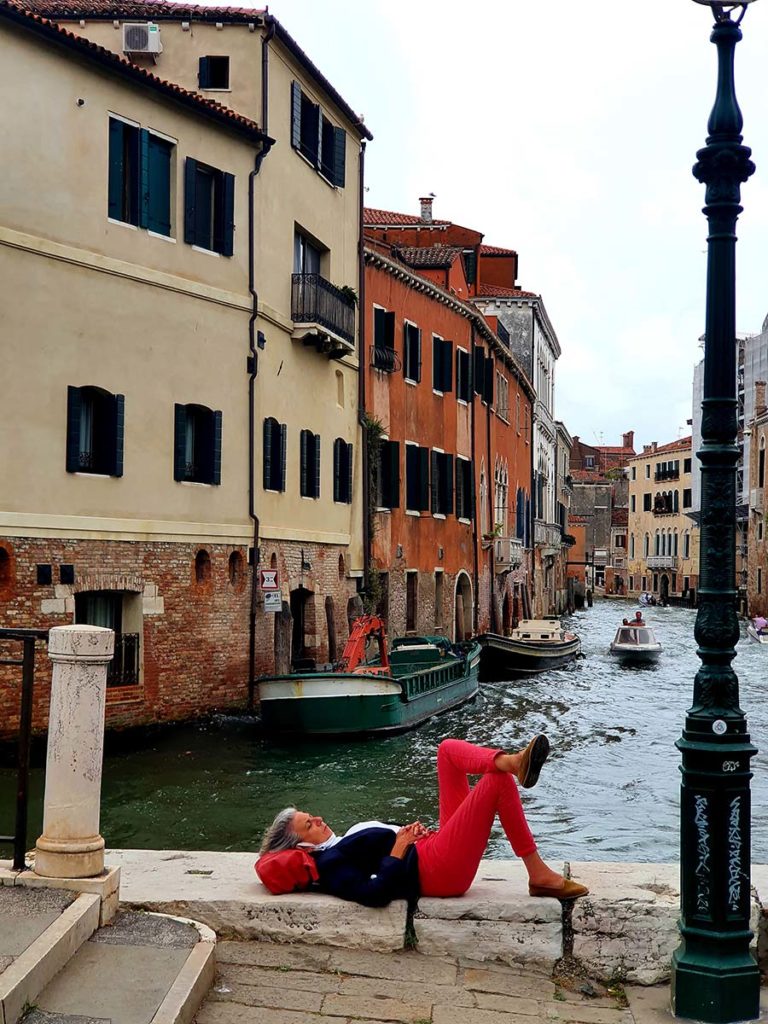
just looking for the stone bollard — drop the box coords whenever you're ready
[34,625,114,879]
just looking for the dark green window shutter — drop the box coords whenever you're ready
[198,56,211,88]
[108,119,124,221]
[219,172,235,257]
[313,433,321,498]
[469,460,476,520]
[384,311,395,348]
[146,134,172,237]
[291,81,302,150]
[374,308,385,349]
[300,429,308,496]
[113,394,125,477]
[484,357,494,405]
[473,347,484,395]
[173,404,187,481]
[442,340,453,393]
[263,417,273,489]
[138,128,150,228]
[279,423,287,491]
[432,337,441,391]
[430,450,439,513]
[333,438,341,502]
[66,386,82,473]
[444,454,454,516]
[389,441,400,509]
[419,446,430,511]
[212,410,222,485]
[331,126,346,188]
[405,444,418,511]
[184,158,198,245]
[455,459,463,519]
[346,443,353,504]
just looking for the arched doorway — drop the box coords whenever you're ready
[290,586,314,669]
[454,572,473,641]
[660,575,670,604]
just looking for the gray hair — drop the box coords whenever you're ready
[260,806,300,854]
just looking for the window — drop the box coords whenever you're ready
[630,535,635,558]
[404,323,422,383]
[643,534,649,558]
[629,575,634,591]
[376,440,400,509]
[584,456,595,469]
[515,394,521,433]
[432,337,453,393]
[631,495,636,512]
[300,429,321,498]
[684,458,692,474]
[431,450,454,516]
[198,56,230,89]
[290,81,346,187]
[759,519,764,542]
[184,157,234,255]
[263,417,287,491]
[333,438,353,503]
[405,444,430,512]
[645,465,651,479]
[759,439,765,488]
[75,590,139,687]
[758,567,763,594]
[494,460,508,533]
[66,385,124,477]
[373,308,396,370]
[643,493,652,512]
[683,488,692,509]
[108,118,173,236]
[455,458,473,520]
[616,534,626,548]
[631,467,637,480]
[456,349,471,403]
[683,575,690,592]
[641,575,647,591]
[483,356,494,405]
[496,373,509,422]
[174,403,222,484]
[294,230,323,274]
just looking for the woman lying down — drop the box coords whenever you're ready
[256,737,588,906]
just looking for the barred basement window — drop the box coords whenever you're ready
[174,404,222,485]
[66,385,124,477]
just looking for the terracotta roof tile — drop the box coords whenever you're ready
[629,436,692,459]
[611,508,629,527]
[26,0,261,16]
[394,245,462,269]
[569,514,589,525]
[479,244,517,256]
[478,283,538,299]
[364,207,450,227]
[2,0,269,142]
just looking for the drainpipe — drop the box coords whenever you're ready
[470,326,479,634]
[247,20,275,711]
[358,141,370,597]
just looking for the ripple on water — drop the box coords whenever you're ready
[1,599,766,862]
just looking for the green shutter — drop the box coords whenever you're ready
[314,433,321,498]
[279,423,287,491]
[473,347,484,395]
[384,311,395,348]
[442,340,453,393]
[147,135,172,237]
[300,429,308,496]
[455,459,463,519]
[108,119,124,220]
[445,454,454,516]
[212,410,222,485]
[389,441,400,509]
[484,357,494,405]
[113,393,125,477]
[291,81,302,150]
[419,446,430,511]
[198,56,211,88]
[173,404,187,481]
[66,386,82,473]
[184,158,197,245]
[332,126,346,188]
[139,128,150,228]
[346,443,353,504]
[333,438,341,502]
[220,172,235,257]
[263,417,273,489]
[430,450,439,513]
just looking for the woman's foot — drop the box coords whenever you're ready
[495,734,550,788]
[529,878,589,901]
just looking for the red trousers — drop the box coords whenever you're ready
[415,738,537,897]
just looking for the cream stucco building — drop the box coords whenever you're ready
[625,438,699,605]
[0,0,371,733]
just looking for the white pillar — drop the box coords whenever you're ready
[34,625,113,879]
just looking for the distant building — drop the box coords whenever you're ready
[745,381,768,616]
[626,438,699,604]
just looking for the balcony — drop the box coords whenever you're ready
[646,555,678,570]
[654,470,680,482]
[107,632,140,687]
[653,504,678,517]
[291,273,356,358]
[494,536,524,572]
[371,345,402,373]
[534,521,562,552]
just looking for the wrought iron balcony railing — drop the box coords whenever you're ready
[291,273,356,347]
[371,345,401,373]
[646,555,678,569]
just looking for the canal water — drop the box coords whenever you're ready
[3,599,768,864]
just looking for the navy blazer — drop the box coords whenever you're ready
[312,827,420,908]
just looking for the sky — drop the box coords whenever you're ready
[211,0,768,452]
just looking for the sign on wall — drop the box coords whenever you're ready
[263,591,282,613]
[259,569,279,591]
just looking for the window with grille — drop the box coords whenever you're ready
[66,386,124,477]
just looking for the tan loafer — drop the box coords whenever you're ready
[528,879,589,901]
[518,734,550,789]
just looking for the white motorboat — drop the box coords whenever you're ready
[747,624,768,645]
[609,624,662,666]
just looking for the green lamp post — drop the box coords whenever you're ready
[672,2,759,1021]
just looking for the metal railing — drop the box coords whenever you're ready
[107,633,140,687]
[371,345,401,373]
[291,273,356,346]
[647,555,678,569]
[0,628,48,870]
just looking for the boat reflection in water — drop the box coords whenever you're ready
[477,618,581,681]
[609,623,662,666]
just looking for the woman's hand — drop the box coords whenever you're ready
[390,822,428,858]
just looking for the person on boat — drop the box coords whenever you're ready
[257,737,588,907]
[633,611,646,626]
[753,615,768,635]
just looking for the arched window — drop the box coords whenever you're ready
[673,530,679,556]
[644,533,650,558]
[195,549,212,584]
[655,531,660,556]
[494,459,508,534]
[673,490,679,513]
[684,531,690,560]
[228,550,245,586]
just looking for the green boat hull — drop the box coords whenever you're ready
[259,643,481,736]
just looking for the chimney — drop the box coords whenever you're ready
[755,380,767,418]
[622,430,635,450]
[419,195,434,223]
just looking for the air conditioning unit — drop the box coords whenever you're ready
[122,22,163,54]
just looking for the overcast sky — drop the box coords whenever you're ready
[214,1,768,452]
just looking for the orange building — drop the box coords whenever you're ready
[363,208,535,638]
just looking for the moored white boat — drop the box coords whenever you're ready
[609,624,662,665]
[747,624,768,645]
[478,618,581,681]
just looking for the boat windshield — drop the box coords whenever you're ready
[617,628,654,645]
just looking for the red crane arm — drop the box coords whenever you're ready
[337,615,390,674]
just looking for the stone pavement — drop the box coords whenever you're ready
[192,940,749,1024]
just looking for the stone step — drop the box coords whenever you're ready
[22,909,216,1024]
[0,888,100,1024]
